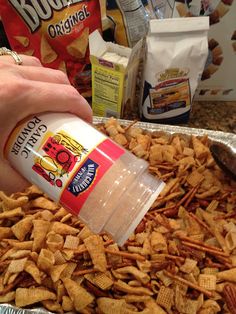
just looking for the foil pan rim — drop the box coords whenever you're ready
[93,117,236,152]
[1,117,235,314]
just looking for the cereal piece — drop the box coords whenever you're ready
[84,235,107,272]
[143,297,167,313]
[63,235,80,249]
[150,231,167,252]
[78,225,93,240]
[63,278,94,312]
[180,258,198,274]
[62,249,74,261]
[84,272,114,290]
[46,232,64,252]
[156,271,173,287]
[15,287,56,307]
[192,136,209,159]
[156,286,174,311]
[184,299,199,314]
[202,268,219,275]
[199,274,216,291]
[97,297,126,314]
[106,243,122,265]
[53,250,66,265]
[187,171,204,187]
[61,262,77,279]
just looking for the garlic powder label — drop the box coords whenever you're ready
[7,113,125,215]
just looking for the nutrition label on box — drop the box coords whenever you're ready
[92,65,124,117]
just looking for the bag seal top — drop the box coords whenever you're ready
[149,17,209,34]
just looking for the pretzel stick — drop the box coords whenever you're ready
[214,210,236,220]
[104,249,145,261]
[188,212,214,236]
[162,188,197,217]
[124,120,138,132]
[175,187,196,209]
[155,164,176,170]
[163,270,213,298]
[160,172,175,180]
[152,205,176,213]
[213,255,233,269]
[181,241,230,257]
[183,184,200,208]
[177,235,224,252]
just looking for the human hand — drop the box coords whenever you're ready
[0,54,92,193]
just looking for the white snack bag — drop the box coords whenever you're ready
[140,17,209,124]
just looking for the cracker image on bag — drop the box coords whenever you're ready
[66,27,89,59]
[140,17,209,124]
[41,35,58,64]
[0,0,102,95]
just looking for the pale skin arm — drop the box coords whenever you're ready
[0,55,92,193]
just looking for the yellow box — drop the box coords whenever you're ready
[89,30,142,118]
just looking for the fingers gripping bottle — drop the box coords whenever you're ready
[5,113,165,245]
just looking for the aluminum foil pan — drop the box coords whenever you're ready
[1,117,235,314]
[0,304,53,314]
[93,117,236,153]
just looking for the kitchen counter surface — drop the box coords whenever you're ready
[182,101,236,134]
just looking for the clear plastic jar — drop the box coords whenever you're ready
[5,113,164,245]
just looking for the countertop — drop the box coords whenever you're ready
[181,101,236,134]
